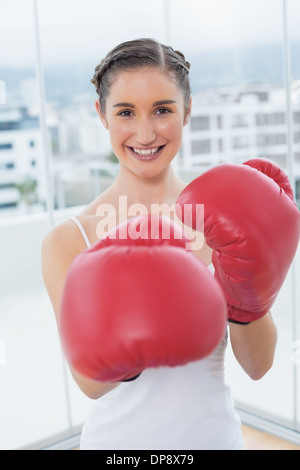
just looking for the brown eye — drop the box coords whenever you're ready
[155,107,172,116]
[118,109,134,117]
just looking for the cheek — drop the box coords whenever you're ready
[159,119,183,143]
[109,120,134,145]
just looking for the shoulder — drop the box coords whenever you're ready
[41,219,88,316]
[42,218,87,261]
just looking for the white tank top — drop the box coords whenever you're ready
[70,217,244,450]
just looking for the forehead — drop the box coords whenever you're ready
[107,67,184,105]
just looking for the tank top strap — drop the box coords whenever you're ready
[70,216,92,248]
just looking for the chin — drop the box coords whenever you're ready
[134,161,173,180]
[132,168,163,180]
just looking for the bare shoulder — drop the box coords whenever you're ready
[42,218,87,264]
[42,185,116,274]
[41,219,88,318]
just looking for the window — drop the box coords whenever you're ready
[0,0,299,450]
[232,114,248,128]
[0,0,170,450]
[171,0,300,442]
[190,116,210,131]
[232,135,249,149]
[256,112,286,126]
[0,162,15,169]
[0,182,15,189]
[257,133,287,146]
[191,139,211,155]
[0,143,13,150]
[289,0,300,428]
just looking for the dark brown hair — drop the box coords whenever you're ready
[91,38,191,114]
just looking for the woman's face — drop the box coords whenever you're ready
[96,67,191,179]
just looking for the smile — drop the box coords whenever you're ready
[127,145,166,161]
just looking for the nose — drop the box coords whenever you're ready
[135,116,156,146]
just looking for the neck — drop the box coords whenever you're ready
[110,163,185,210]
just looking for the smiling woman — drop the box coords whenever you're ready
[41,38,287,451]
[1,0,299,452]
[41,39,239,450]
[94,66,190,178]
[43,31,300,450]
[89,39,192,181]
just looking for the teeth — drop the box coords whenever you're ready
[132,147,161,155]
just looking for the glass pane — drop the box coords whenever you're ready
[288,0,300,432]
[171,0,298,431]
[172,0,289,171]
[0,215,75,449]
[226,269,296,425]
[0,0,48,220]
[0,0,73,450]
[36,0,167,440]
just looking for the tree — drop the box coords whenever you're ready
[15,175,38,211]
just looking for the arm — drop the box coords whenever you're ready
[191,243,277,381]
[41,221,119,399]
[176,159,298,378]
[229,312,277,380]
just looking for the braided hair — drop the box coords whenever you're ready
[91,38,191,114]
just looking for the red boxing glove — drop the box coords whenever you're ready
[176,158,300,324]
[59,214,227,382]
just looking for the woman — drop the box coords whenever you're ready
[42,38,277,450]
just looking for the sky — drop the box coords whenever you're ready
[0,0,300,68]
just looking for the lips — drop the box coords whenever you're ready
[127,145,166,161]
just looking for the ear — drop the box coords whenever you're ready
[95,100,109,129]
[183,97,192,126]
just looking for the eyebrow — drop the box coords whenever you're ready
[113,102,135,108]
[152,100,177,107]
[112,100,177,108]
